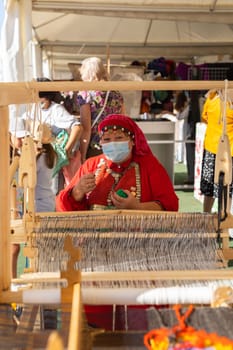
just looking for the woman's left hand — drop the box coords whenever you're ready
[111,190,140,209]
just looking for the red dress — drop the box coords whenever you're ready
[56,151,178,331]
[56,154,178,212]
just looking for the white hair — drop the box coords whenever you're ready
[79,57,108,81]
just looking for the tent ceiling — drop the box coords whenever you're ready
[31,0,233,78]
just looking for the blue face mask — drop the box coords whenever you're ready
[102,141,130,163]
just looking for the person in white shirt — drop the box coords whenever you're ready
[23,89,83,193]
[175,91,195,185]
[9,119,57,278]
[33,123,57,212]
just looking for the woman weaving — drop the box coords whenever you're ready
[56,114,178,331]
[56,114,178,212]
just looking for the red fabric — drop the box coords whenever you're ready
[84,304,169,331]
[56,153,178,212]
[98,114,153,156]
[84,305,148,331]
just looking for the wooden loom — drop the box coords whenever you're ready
[1,80,233,348]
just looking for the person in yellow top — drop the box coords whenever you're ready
[202,90,233,155]
[200,78,233,213]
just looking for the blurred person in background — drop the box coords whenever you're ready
[23,78,82,193]
[77,57,125,163]
[200,66,233,212]
[175,91,195,185]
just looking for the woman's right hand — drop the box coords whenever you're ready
[71,173,96,201]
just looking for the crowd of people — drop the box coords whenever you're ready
[9,57,233,329]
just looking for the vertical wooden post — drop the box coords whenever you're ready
[0,106,11,291]
[67,283,82,350]
[10,182,17,220]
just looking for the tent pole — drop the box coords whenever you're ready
[106,45,111,78]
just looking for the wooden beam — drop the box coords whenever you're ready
[81,269,233,281]
[0,80,233,106]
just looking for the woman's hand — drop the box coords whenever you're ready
[71,173,96,201]
[111,189,164,211]
[111,190,140,209]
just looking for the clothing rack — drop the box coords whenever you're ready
[187,64,232,81]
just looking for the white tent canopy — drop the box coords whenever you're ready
[1,0,233,80]
[31,0,233,78]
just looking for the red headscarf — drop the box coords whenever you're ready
[98,114,153,157]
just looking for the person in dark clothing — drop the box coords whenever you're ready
[175,91,200,185]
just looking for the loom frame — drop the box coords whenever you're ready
[2,79,233,288]
[1,80,233,349]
